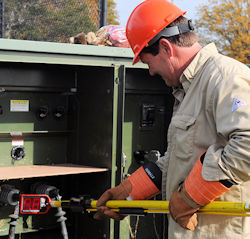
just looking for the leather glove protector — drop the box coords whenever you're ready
[169,184,199,231]
[169,152,233,230]
[93,179,131,220]
[94,162,162,220]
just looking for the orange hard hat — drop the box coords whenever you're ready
[126,0,186,65]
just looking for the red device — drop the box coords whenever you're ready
[19,194,51,214]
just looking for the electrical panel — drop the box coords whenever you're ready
[0,61,113,238]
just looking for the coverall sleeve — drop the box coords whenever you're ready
[202,71,250,184]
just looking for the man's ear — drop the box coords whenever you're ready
[159,38,174,57]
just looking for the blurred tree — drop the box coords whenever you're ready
[195,0,249,63]
[107,0,120,25]
[4,0,114,42]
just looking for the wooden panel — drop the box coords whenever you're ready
[0,164,108,180]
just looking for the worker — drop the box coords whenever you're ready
[94,0,250,238]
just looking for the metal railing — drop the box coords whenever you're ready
[0,0,107,43]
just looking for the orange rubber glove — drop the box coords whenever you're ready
[169,152,234,230]
[94,162,161,220]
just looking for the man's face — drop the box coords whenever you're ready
[139,44,181,87]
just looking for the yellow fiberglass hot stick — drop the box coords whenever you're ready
[51,199,250,217]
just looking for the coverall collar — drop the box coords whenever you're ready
[179,43,219,94]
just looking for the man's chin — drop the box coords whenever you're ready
[163,78,172,87]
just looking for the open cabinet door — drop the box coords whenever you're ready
[119,67,174,239]
[112,65,126,239]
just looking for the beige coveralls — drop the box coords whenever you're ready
[156,43,250,239]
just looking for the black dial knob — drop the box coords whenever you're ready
[11,146,25,161]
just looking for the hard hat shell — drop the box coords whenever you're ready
[126,0,186,65]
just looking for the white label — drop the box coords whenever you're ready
[10,132,23,137]
[10,100,29,112]
[12,139,24,146]
[232,97,246,112]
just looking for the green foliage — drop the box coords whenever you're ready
[195,0,249,63]
[5,0,99,42]
[107,0,120,25]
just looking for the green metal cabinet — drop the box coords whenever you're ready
[0,39,174,239]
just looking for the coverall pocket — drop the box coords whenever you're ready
[172,115,196,160]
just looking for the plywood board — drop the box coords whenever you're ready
[0,164,109,180]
